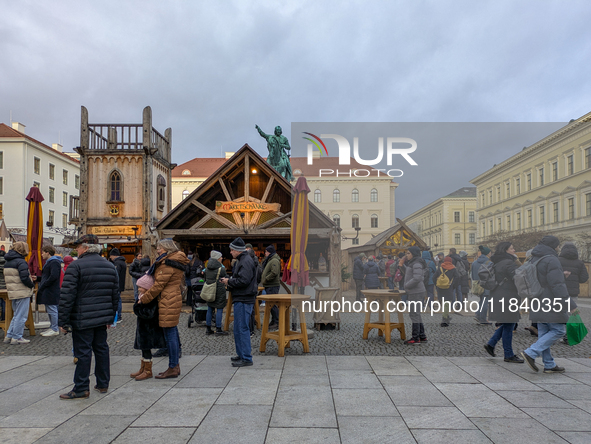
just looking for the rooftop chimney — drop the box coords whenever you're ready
[225,152,235,159]
[11,122,26,134]
[52,143,63,153]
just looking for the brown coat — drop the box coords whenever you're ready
[141,251,189,328]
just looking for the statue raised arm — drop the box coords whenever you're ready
[255,124,293,181]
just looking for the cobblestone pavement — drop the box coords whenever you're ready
[3,297,591,359]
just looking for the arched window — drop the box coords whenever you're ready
[370,188,378,202]
[182,190,190,200]
[314,189,321,203]
[352,214,359,228]
[352,188,359,202]
[333,214,340,228]
[371,214,378,228]
[157,175,166,210]
[109,170,122,202]
[333,189,340,203]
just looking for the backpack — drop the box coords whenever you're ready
[389,262,397,277]
[378,259,386,276]
[200,268,221,302]
[471,280,485,296]
[436,267,452,289]
[478,260,497,291]
[514,255,552,299]
[455,259,467,277]
[394,268,403,282]
[422,263,430,287]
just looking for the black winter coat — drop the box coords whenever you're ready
[363,261,380,289]
[37,257,62,306]
[112,256,127,292]
[488,252,520,323]
[0,252,6,290]
[205,259,227,309]
[559,244,589,297]
[129,257,151,279]
[59,251,119,330]
[459,257,471,293]
[134,298,166,351]
[529,243,572,323]
[353,256,365,280]
[186,258,204,280]
[228,251,257,303]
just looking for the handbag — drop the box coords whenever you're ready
[200,268,221,302]
[566,311,588,346]
[133,297,158,320]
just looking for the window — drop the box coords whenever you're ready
[48,237,54,245]
[527,173,531,191]
[481,193,485,207]
[371,214,378,228]
[568,155,574,175]
[539,168,544,186]
[586,147,591,169]
[540,206,545,225]
[0,151,3,168]
[352,214,359,229]
[454,233,461,245]
[527,209,532,228]
[469,233,475,245]
[506,215,511,230]
[370,188,378,202]
[34,157,40,174]
[62,213,67,228]
[182,169,191,175]
[568,198,575,220]
[469,211,475,223]
[497,217,501,231]
[482,222,486,236]
[182,190,190,200]
[63,169,68,185]
[553,202,559,222]
[352,238,359,245]
[63,192,68,207]
[454,211,460,223]
[0,203,2,218]
[506,182,510,198]
[49,164,55,180]
[0,177,2,194]
[314,189,321,203]
[490,220,493,233]
[333,189,340,203]
[516,178,520,195]
[586,193,591,216]
[109,170,122,202]
[75,175,80,190]
[48,210,54,226]
[351,189,359,203]
[488,190,492,204]
[552,162,558,181]
[497,187,501,201]
[157,175,166,211]
[333,214,340,228]
[49,187,55,203]
[516,213,521,230]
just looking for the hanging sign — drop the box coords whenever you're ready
[88,226,142,236]
[215,201,280,214]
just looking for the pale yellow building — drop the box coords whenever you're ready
[471,112,591,243]
[403,187,478,256]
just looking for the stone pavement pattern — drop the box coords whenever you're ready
[1,355,591,443]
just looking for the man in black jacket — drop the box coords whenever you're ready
[559,243,589,343]
[221,237,257,367]
[59,234,119,399]
[109,248,126,322]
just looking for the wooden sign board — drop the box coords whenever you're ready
[88,226,142,236]
[215,201,280,214]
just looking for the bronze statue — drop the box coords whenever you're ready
[256,125,293,182]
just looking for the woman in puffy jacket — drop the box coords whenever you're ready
[403,246,428,344]
[363,257,380,290]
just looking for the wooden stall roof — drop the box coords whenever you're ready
[157,144,336,238]
[346,218,428,255]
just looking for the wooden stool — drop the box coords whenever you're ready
[223,289,262,332]
[259,294,310,357]
[361,289,405,343]
[0,291,36,337]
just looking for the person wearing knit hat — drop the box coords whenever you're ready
[433,256,460,327]
[540,235,560,250]
[472,246,492,325]
[402,247,428,344]
[221,238,257,367]
[478,245,491,256]
[204,250,228,337]
[244,243,253,250]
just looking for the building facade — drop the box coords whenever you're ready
[0,122,80,245]
[471,112,591,244]
[403,187,477,256]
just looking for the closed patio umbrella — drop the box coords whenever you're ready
[25,186,47,327]
[289,176,310,293]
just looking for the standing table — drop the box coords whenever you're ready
[258,294,310,357]
[312,286,341,330]
[361,289,405,343]
[223,287,264,332]
[0,290,36,337]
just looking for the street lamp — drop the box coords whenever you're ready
[342,227,361,241]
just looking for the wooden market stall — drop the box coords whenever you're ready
[156,144,342,294]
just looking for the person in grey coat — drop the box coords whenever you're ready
[363,257,380,290]
[403,246,428,344]
[522,236,575,373]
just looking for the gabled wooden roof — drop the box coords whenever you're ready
[157,144,335,237]
[346,218,427,254]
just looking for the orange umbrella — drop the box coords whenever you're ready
[26,186,44,277]
[289,176,310,291]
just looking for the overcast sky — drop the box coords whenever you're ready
[2,1,590,218]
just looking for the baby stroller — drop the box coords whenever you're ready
[187,278,208,328]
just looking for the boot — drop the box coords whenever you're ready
[130,359,146,378]
[135,360,153,381]
[155,364,180,379]
[215,327,229,336]
[206,326,214,335]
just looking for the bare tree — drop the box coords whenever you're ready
[481,229,572,253]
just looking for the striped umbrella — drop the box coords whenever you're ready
[26,186,44,277]
[289,176,310,291]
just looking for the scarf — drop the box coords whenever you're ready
[441,257,455,271]
[147,253,167,276]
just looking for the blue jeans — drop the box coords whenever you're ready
[46,304,59,332]
[488,323,516,358]
[206,307,223,328]
[72,325,109,392]
[524,322,566,369]
[233,302,253,363]
[387,276,394,290]
[163,326,180,368]
[454,285,463,302]
[425,284,435,307]
[7,297,30,340]
[476,294,489,322]
[132,278,139,302]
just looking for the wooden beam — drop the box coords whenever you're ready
[244,155,250,202]
[159,227,330,238]
[218,178,232,201]
[191,201,238,229]
[261,176,275,203]
[256,211,292,230]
